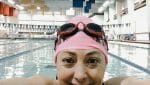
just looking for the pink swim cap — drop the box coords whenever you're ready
[54,16,108,64]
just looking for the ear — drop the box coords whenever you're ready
[104,76,129,85]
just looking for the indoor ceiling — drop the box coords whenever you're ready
[2,0,113,16]
[17,0,106,15]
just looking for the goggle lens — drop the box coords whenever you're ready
[59,23,75,32]
[87,23,103,32]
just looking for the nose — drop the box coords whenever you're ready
[73,64,88,82]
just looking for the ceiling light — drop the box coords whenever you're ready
[8,0,15,5]
[98,7,105,13]
[98,0,114,13]
[16,4,24,10]
[103,1,110,8]
[37,7,40,10]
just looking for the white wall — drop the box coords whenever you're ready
[134,7,148,33]
[0,15,4,22]
[105,0,149,40]
[147,0,150,32]
[18,14,69,25]
[91,15,104,25]
[136,34,149,40]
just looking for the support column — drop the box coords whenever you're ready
[147,0,150,40]
[116,0,122,23]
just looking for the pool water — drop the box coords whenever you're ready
[0,39,149,80]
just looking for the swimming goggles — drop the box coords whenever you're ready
[55,22,108,50]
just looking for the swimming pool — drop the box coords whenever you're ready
[0,39,149,80]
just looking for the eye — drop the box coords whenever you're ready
[62,57,76,67]
[62,58,75,63]
[86,57,101,68]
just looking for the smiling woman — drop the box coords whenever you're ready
[56,49,106,85]
[0,16,150,85]
[53,16,108,85]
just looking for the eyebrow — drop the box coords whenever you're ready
[86,51,102,56]
[63,51,77,56]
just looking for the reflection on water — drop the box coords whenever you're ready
[108,41,150,70]
[0,39,56,79]
[0,40,149,80]
[105,55,150,80]
[0,39,50,59]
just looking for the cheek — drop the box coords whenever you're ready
[87,65,106,81]
[57,65,74,81]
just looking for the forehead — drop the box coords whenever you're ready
[57,49,105,57]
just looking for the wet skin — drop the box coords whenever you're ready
[56,49,107,85]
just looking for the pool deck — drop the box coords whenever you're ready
[109,40,150,44]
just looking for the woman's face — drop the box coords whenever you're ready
[56,49,106,85]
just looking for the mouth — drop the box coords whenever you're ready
[66,79,97,85]
[67,82,94,85]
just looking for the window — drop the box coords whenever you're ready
[134,0,146,10]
